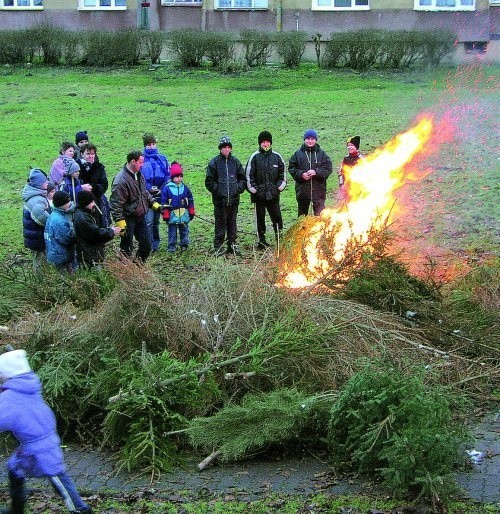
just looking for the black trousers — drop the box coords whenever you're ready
[297,198,325,217]
[120,215,152,262]
[213,203,238,249]
[254,198,283,242]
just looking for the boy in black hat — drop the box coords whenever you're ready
[338,136,364,204]
[205,136,247,256]
[246,130,286,250]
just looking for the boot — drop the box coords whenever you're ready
[5,471,26,514]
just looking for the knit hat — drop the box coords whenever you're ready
[28,168,48,189]
[64,158,80,176]
[0,349,31,379]
[77,190,95,209]
[303,129,318,140]
[218,136,232,150]
[347,136,360,150]
[143,133,157,146]
[53,190,71,208]
[47,182,56,195]
[258,131,272,145]
[75,131,89,145]
[170,162,183,178]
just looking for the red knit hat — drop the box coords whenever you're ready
[170,162,183,178]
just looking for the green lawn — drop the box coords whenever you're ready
[1,63,498,261]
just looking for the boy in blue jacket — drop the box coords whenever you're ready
[0,349,92,514]
[160,162,195,253]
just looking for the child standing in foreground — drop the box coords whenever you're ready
[337,135,364,205]
[160,162,195,253]
[0,349,92,514]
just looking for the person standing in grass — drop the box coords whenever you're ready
[44,191,77,273]
[141,133,170,252]
[205,136,247,257]
[59,159,92,203]
[245,130,286,250]
[74,191,121,268]
[76,143,111,227]
[160,162,195,253]
[21,168,55,269]
[49,142,76,186]
[288,129,333,217]
[0,349,92,514]
[110,150,163,263]
[337,135,364,205]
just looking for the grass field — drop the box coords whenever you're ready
[1,63,498,266]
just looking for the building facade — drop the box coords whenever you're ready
[1,0,498,62]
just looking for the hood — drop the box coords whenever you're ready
[2,371,42,395]
[22,183,48,202]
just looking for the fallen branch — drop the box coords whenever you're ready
[197,450,221,471]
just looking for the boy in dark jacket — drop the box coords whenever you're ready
[160,162,195,253]
[289,129,333,217]
[74,191,121,268]
[246,131,286,250]
[338,135,364,205]
[205,136,246,256]
[0,349,92,514]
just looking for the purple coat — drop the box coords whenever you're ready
[0,372,66,477]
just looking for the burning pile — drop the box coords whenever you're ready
[279,117,435,289]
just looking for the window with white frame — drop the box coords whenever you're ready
[414,0,475,10]
[312,0,369,11]
[161,0,202,5]
[78,0,126,10]
[0,0,42,9]
[215,0,268,9]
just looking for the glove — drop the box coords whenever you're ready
[152,202,162,212]
[115,219,127,237]
[162,209,171,221]
[188,207,195,221]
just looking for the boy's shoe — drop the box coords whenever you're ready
[180,246,188,252]
[257,241,271,250]
[228,244,242,257]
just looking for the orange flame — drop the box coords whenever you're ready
[280,117,435,289]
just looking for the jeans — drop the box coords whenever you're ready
[167,223,189,252]
[120,215,151,262]
[7,469,90,513]
[254,199,283,243]
[213,203,238,250]
[145,208,161,251]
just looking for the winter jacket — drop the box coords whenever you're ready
[160,181,195,224]
[59,174,84,202]
[109,166,153,222]
[246,148,286,203]
[49,156,65,185]
[44,207,76,268]
[0,372,66,477]
[289,143,333,202]
[205,153,246,207]
[76,157,108,198]
[22,184,51,251]
[339,151,364,186]
[74,206,115,267]
[142,148,170,200]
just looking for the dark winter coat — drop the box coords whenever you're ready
[21,184,51,251]
[59,174,84,202]
[246,148,287,203]
[44,207,76,268]
[109,166,153,222]
[77,157,108,199]
[205,153,246,207]
[288,143,333,202]
[74,206,115,267]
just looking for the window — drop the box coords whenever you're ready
[414,0,475,10]
[0,0,42,8]
[464,41,487,54]
[312,0,369,11]
[78,0,126,10]
[161,0,202,4]
[215,0,268,8]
